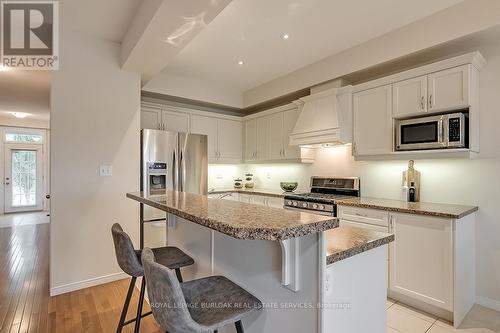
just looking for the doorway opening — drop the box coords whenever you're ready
[1,128,49,214]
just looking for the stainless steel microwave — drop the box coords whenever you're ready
[396,112,468,151]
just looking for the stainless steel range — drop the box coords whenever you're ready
[283,177,360,216]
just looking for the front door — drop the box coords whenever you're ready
[4,145,43,212]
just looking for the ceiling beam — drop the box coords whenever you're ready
[121,0,232,84]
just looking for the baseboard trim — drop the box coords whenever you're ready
[476,296,500,312]
[50,272,129,296]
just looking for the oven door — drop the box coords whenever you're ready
[283,205,333,216]
[396,115,445,151]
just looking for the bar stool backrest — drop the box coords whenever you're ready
[111,223,144,277]
[142,248,202,332]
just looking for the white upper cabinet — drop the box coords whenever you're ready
[256,116,271,160]
[243,105,315,163]
[141,107,162,130]
[283,108,301,159]
[245,119,257,161]
[190,115,242,163]
[428,65,469,113]
[190,115,218,159]
[389,212,454,311]
[393,65,471,118]
[353,84,393,156]
[161,110,189,132]
[269,112,284,160]
[217,119,242,162]
[141,107,189,132]
[393,75,427,118]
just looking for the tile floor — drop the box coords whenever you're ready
[387,299,500,333]
[0,211,50,228]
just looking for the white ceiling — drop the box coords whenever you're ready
[0,70,51,122]
[161,0,464,91]
[66,0,142,43]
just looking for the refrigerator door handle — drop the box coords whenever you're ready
[179,149,184,192]
[172,149,177,191]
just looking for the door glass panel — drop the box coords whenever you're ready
[401,122,438,144]
[5,133,42,143]
[11,150,37,207]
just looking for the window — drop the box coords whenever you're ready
[5,133,43,143]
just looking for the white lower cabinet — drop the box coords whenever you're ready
[388,212,454,311]
[339,205,475,326]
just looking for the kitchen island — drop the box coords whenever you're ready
[127,190,393,333]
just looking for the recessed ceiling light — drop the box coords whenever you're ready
[10,112,29,119]
[238,60,244,65]
[282,33,290,40]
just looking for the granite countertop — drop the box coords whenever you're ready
[336,197,478,219]
[326,225,394,265]
[209,188,297,198]
[127,191,338,241]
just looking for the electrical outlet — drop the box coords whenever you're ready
[216,173,223,180]
[99,165,112,177]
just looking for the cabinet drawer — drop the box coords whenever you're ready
[338,206,389,227]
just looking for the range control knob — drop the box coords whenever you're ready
[292,201,298,207]
[318,205,325,210]
[302,202,308,208]
[287,200,293,205]
[312,204,318,209]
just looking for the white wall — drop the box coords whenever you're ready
[50,6,141,294]
[0,116,49,129]
[208,164,246,190]
[143,72,243,108]
[240,39,500,308]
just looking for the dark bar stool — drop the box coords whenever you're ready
[141,247,262,333]
[111,223,194,333]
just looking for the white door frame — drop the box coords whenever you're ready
[4,143,44,213]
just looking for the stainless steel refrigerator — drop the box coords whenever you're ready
[141,129,208,247]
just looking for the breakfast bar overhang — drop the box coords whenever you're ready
[127,190,394,333]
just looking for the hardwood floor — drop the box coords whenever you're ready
[2,220,500,333]
[0,223,162,333]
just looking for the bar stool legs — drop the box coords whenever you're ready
[116,277,137,333]
[134,277,147,333]
[235,320,244,333]
[175,268,183,283]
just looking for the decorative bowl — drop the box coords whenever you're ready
[280,182,298,192]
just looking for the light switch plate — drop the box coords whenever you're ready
[99,165,112,177]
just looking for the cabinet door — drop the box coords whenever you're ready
[267,196,284,208]
[393,75,427,118]
[245,119,257,161]
[190,115,218,160]
[269,112,284,160]
[283,108,301,159]
[161,110,189,132]
[141,108,162,130]
[389,212,453,311]
[217,119,242,162]
[353,85,392,156]
[428,65,469,112]
[256,116,271,160]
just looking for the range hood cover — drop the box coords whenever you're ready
[289,86,352,148]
